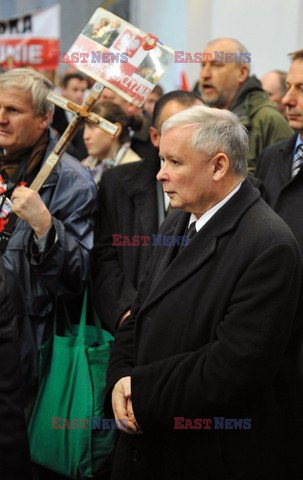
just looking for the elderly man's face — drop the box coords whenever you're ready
[200,40,248,109]
[0,89,49,154]
[282,59,303,132]
[157,126,216,217]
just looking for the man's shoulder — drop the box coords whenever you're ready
[101,156,157,192]
[60,152,96,186]
[244,193,299,250]
[46,152,97,205]
[258,134,296,164]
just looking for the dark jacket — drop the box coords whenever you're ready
[107,180,303,480]
[93,148,161,333]
[0,257,32,479]
[230,76,293,172]
[2,130,98,387]
[255,134,303,255]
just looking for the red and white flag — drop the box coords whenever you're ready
[0,4,60,71]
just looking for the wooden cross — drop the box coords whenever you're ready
[30,82,119,192]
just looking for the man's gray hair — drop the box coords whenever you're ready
[0,68,54,118]
[161,105,248,177]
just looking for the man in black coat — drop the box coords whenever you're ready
[256,49,303,256]
[106,105,303,479]
[0,257,32,480]
[93,91,203,333]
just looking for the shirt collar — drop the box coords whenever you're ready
[294,133,303,156]
[189,181,242,232]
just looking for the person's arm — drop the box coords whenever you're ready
[11,170,97,297]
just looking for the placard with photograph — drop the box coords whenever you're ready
[64,8,175,106]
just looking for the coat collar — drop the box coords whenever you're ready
[139,180,260,314]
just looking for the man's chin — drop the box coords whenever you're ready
[201,95,222,108]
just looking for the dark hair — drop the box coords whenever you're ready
[92,101,142,144]
[152,84,164,97]
[61,72,88,88]
[152,90,203,130]
[288,49,303,62]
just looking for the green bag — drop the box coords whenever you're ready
[28,287,115,479]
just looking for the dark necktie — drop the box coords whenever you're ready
[186,221,197,241]
[292,144,303,178]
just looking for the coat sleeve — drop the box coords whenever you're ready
[29,163,98,298]
[130,242,302,431]
[93,175,138,333]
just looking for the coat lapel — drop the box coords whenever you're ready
[276,134,297,185]
[139,180,260,315]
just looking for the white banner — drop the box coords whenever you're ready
[0,4,60,71]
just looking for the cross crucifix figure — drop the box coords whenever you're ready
[30,81,119,192]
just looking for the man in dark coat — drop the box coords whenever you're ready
[200,37,293,172]
[93,91,203,333]
[256,49,303,256]
[106,105,303,479]
[0,257,32,480]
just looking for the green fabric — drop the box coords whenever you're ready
[28,288,115,479]
[229,75,293,173]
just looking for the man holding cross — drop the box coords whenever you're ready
[0,68,98,410]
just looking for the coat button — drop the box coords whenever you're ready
[131,449,140,462]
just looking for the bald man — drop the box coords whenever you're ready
[200,38,292,172]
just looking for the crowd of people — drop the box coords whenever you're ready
[0,36,302,480]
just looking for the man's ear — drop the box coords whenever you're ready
[113,122,122,139]
[238,64,249,85]
[212,153,229,181]
[149,126,160,148]
[39,111,52,130]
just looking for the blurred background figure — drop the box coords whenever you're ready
[82,101,141,185]
[51,71,89,159]
[143,84,164,119]
[261,70,287,117]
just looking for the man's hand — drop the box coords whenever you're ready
[112,376,142,434]
[11,186,52,238]
[118,309,131,328]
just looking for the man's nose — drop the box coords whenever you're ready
[0,108,8,123]
[156,162,167,182]
[282,88,295,106]
[200,62,211,79]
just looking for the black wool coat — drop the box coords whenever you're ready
[106,180,303,480]
[93,149,163,333]
[255,134,303,256]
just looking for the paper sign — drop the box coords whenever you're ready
[64,8,175,107]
